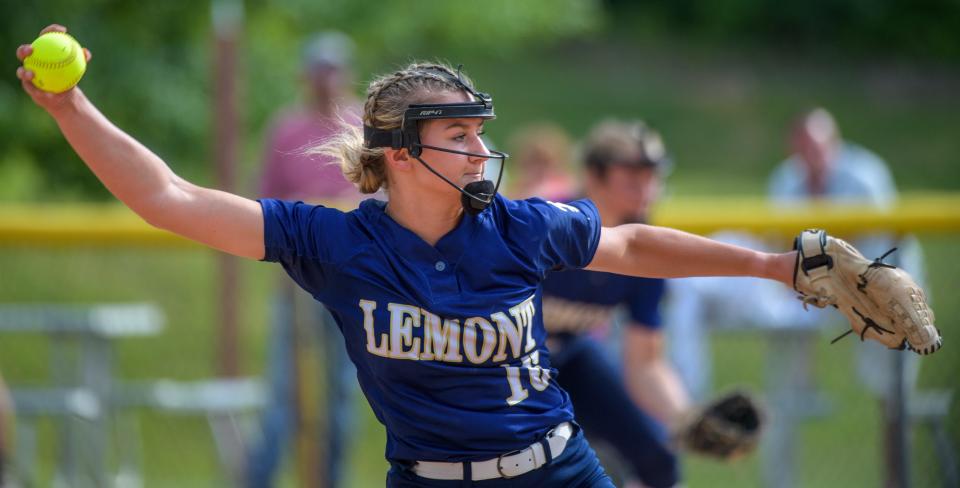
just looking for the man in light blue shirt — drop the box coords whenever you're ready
[665,107,926,487]
[769,107,924,395]
[769,107,896,208]
[668,107,923,395]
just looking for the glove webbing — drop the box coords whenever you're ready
[796,232,906,349]
[831,246,904,348]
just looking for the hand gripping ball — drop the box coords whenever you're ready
[24,31,87,93]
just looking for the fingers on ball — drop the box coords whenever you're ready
[16,45,33,61]
[40,24,67,35]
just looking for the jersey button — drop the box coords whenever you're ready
[434,261,446,271]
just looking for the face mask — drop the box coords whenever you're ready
[363,66,508,215]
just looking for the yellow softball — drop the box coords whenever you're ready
[23,31,87,93]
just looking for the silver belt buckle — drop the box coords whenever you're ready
[494,423,569,479]
[495,446,529,479]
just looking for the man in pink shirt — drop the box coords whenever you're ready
[248,31,362,488]
[258,33,363,205]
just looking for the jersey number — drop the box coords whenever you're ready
[502,351,551,406]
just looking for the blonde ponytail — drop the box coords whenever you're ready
[312,123,388,194]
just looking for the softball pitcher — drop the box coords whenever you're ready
[17,24,938,488]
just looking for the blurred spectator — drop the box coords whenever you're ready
[507,123,578,201]
[258,32,363,203]
[247,31,363,488]
[772,107,928,488]
[771,106,926,425]
[772,107,925,400]
[668,107,924,396]
[664,107,926,486]
[769,107,897,206]
[542,119,685,488]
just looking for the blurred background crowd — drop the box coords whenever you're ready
[1,0,959,487]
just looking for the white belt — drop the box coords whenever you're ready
[412,422,574,481]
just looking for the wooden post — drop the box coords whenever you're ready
[212,0,243,378]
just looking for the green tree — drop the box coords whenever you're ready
[2,0,602,200]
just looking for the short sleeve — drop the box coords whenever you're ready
[767,158,805,203]
[626,278,666,329]
[853,149,896,207]
[528,198,602,273]
[259,198,346,293]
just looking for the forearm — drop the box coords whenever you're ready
[49,90,182,222]
[590,224,796,286]
[45,90,264,258]
[622,327,691,426]
[625,359,691,426]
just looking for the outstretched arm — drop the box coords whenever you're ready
[587,223,795,286]
[17,25,264,260]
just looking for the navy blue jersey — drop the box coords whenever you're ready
[259,194,602,462]
[541,268,665,336]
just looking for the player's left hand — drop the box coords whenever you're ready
[16,24,92,113]
[793,229,942,355]
[673,390,764,461]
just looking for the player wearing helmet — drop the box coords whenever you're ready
[542,119,685,487]
[20,24,924,488]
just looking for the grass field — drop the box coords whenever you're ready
[1,37,958,487]
[0,237,956,486]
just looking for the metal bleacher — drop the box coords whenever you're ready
[0,303,265,488]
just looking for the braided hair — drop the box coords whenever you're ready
[312,62,478,194]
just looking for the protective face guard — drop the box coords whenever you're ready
[363,68,508,215]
